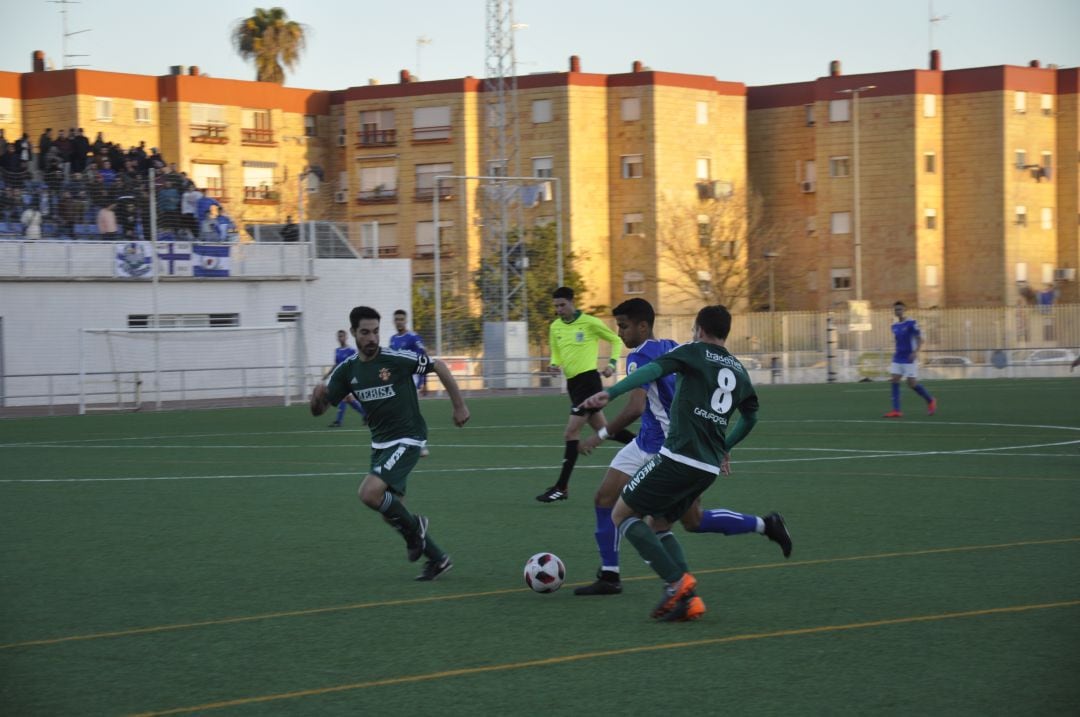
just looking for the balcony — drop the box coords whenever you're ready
[241,128,276,146]
[357,129,397,147]
[190,124,229,144]
[243,186,280,205]
[411,126,451,144]
[357,187,398,204]
[360,245,400,258]
[414,186,454,202]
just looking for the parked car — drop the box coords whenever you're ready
[924,355,973,367]
[1022,348,1078,365]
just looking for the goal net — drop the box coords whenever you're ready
[78,325,302,413]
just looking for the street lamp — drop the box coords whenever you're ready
[764,250,779,352]
[836,85,876,302]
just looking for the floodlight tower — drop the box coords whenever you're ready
[483,0,526,324]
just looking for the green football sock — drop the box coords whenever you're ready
[378,491,418,537]
[657,530,689,574]
[622,518,682,583]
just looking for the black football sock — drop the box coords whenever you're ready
[555,440,579,490]
[613,429,636,444]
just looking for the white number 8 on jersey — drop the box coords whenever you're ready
[710,367,737,414]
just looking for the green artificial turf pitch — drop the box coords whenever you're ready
[1,378,1079,715]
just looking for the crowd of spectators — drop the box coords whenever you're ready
[0,127,236,242]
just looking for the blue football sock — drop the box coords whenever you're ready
[349,399,366,416]
[914,384,932,402]
[594,506,619,572]
[335,402,347,423]
[697,508,759,535]
[891,382,901,410]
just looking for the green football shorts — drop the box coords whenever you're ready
[621,453,717,522]
[369,442,424,495]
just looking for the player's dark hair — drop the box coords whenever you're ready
[894,301,905,308]
[612,298,655,328]
[552,286,574,300]
[393,309,407,317]
[695,304,732,340]
[349,306,380,330]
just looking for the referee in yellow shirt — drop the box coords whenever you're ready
[537,286,636,502]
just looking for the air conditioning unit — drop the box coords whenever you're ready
[1053,268,1076,281]
[334,190,348,204]
[336,134,346,147]
[538,180,553,202]
[801,180,816,193]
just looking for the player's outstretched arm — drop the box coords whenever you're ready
[580,390,611,411]
[310,383,330,416]
[432,359,470,427]
[580,388,645,454]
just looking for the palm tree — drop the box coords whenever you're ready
[232,7,307,84]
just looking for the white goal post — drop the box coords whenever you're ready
[78,325,302,413]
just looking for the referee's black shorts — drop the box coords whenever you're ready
[567,369,604,416]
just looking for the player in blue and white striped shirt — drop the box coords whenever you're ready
[574,299,789,597]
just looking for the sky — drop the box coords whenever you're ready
[1,0,1078,90]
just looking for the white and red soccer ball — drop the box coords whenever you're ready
[523,552,565,593]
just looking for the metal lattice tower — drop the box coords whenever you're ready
[483,0,527,323]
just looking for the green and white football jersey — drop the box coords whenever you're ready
[608,342,758,474]
[326,348,432,447]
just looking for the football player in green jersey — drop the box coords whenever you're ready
[581,304,787,621]
[310,306,470,581]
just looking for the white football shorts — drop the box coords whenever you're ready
[609,439,657,476]
[889,361,919,379]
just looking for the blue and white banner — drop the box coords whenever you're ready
[156,240,193,277]
[192,243,231,277]
[115,241,155,278]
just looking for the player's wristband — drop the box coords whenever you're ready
[597,427,609,440]
[607,358,618,366]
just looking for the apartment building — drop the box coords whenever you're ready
[748,54,1079,310]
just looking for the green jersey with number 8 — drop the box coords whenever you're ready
[605,342,758,474]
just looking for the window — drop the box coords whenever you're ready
[532,99,552,124]
[415,220,452,258]
[623,213,644,236]
[621,97,641,121]
[532,156,553,178]
[358,165,397,201]
[924,152,937,174]
[1014,91,1026,114]
[621,154,643,179]
[95,97,113,122]
[926,265,939,288]
[241,109,273,143]
[800,159,816,183]
[696,101,708,125]
[1015,205,1027,226]
[242,162,276,200]
[304,114,317,137]
[923,94,936,118]
[1015,262,1028,283]
[697,270,712,294]
[413,105,451,141]
[829,99,850,122]
[358,109,396,145]
[415,162,452,199]
[697,214,711,248]
[830,211,851,235]
[488,159,508,178]
[485,103,505,129]
[1015,149,1027,168]
[623,271,645,294]
[128,313,239,328]
[0,97,12,122]
[1041,151,1053,179]
[1042,263,1054,284]
[1041,207,1053,230]
[696,158,711,181]
[804,103,815,126]
[829,156,850,178]
[1040,93,1053,116]
[360,223,398,258]
[806,215,817,234]
[191,104,226,126]
[925,208,937,230]
[134,101,152,124]
[190,162,224,198]
[830,268,853,290]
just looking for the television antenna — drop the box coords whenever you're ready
[928,1,949,54]
[48,0,91,68]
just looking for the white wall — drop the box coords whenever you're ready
[0,257,411,405]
